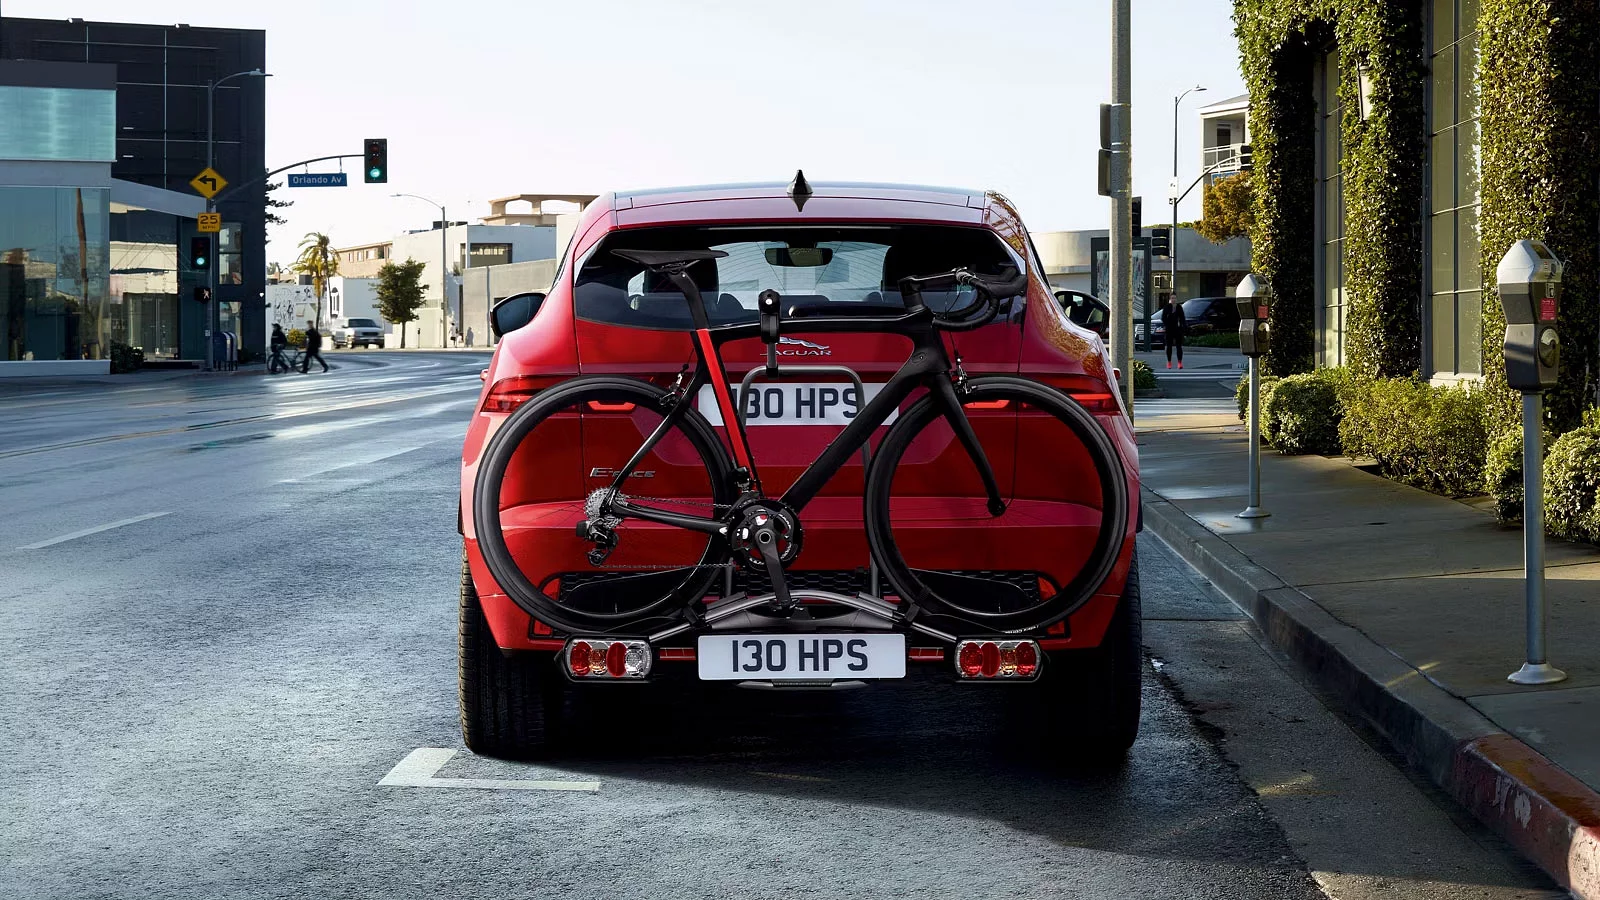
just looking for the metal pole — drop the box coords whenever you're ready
[205,78,216,372]
[1237,355,1270,519]
[1109,0,1133,415]
[1508,391,1566,684]
[1170,96,1179,348]
[460,203,471,347]
[440,206,449,349]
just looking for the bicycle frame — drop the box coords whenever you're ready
[602,277,1006,536]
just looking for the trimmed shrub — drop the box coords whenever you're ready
[1484,427,1540,524]
[1543,426,1600,544]
[1263,372,1343,455]
[109,342,143,374]
[1235,373,1284,445]
[1339,378,1489,496]
[286,328,307,347]
[1188,331,1241,348]
[1132,359,1158,391]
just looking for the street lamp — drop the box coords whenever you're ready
[392,193,450,348]
[203,67,269,371]
[1166,83,1206,350]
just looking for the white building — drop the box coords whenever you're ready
[335,193,596,348]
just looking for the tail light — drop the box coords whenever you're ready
[954,639,1041,680]
[481,375,565,413]
[565,639,651,679]
[1068,392,1119,413]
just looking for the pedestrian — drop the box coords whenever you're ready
[1161,295,1186,370]
[300,320,328,373]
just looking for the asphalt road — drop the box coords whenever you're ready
[0,352,1561,899]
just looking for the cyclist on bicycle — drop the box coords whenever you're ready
[269,324,290,372]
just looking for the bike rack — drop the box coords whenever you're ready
[727,364,882,600]
[648,589,958,645]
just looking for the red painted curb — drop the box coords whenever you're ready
[1453,733,1600,898]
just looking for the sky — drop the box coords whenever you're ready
[9,0,1245,268]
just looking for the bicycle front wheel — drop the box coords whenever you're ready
[863,376,1129,632]
[473,377,736,634]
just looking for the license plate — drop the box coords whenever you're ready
[697,634,907,680]
[697,382,895,427]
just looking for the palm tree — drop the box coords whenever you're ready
[291,232,340,327]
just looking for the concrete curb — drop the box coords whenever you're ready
[1141,486,1600,898]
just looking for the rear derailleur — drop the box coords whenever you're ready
[576,488,621,566]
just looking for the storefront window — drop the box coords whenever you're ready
[0,186,110,361]
[1316,45,1346,368]
[1429,0,1482,377]
[109,207,182,359]
[219,222,244,286]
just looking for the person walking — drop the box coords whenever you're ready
[1160,296,1187,369]
[300,320,328,374]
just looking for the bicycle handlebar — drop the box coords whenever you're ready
[897,266,1027,332]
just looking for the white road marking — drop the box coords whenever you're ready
[278,444,430,483]
[17,511,172,550]
[377,748,601,792]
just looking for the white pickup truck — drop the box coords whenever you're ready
[332,317,384,349]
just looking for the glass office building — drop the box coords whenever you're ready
[1,18,267,371]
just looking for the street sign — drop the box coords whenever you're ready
[287,172,349,188]
[197,212,222,233]
[190,167,227,199]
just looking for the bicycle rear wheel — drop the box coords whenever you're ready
[863,375,1129,632]
[473,377,735,634]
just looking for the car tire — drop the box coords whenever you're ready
[458,550,564,759]
[1026,549,1142,765]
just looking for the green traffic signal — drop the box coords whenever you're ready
[364,138,388,184]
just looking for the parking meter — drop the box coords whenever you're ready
[1497,240,1562,392]
[1235,274,1271,357]
[1234,273,1270,519]
[1498,240,1568,686]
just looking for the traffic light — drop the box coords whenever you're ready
[189,236,211,270]
[363,138,388,183]
[193,286,212,305]
[1239,143,1254,171]
[1131,196,1142,241]
[1097,104,1112,197]
[1151,227,1171,258]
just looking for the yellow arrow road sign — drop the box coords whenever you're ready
[190,167,228,199]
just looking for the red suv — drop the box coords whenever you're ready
[459,180,1141,760]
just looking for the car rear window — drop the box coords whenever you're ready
[574,224,1020,331]
[346,318,377,328]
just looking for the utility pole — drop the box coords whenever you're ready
[203,68,267,370]
[1171,85,1206,330]
[1109,0,1133,413]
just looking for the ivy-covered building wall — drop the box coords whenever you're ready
[1235,0,1599,431]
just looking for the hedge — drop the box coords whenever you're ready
[1235,0,1598,423]
[1338,377,1488,496]
[1264,369,1350,454]
[1234,0,1426,379]
[1543,426,1600,543]
[1476,0,1600,434]
[1132,359,1158,391]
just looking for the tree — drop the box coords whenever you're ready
[291,232,339,326]
[1196,171,1255,244]
[264,170,292,231]
[376,258,428,349]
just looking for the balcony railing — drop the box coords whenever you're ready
[1203,143,1247,174]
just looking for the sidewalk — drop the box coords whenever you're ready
[1137,415,1600,898]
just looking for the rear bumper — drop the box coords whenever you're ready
[463,531,1136,657]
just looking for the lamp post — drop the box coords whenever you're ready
[1167,84,1206,343]
[392,193,449,348]
[204,68,268,371]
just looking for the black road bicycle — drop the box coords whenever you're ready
[267,345,303,374]
[473,249,1130,640]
